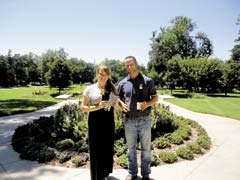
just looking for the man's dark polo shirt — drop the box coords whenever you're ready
[118,73,157,118]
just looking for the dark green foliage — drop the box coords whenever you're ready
[12,123,34,153]
[74,139,88,152]
[20,143,55,163]
[12,103,212,168]
[72,153,89,167]
[55,139,74,151]
[20,143,44,161]
[114,138,127,157]
[151,104,178,139]
[53,103,87,141]
[38,147,56,163]
[58,152,72,163]
[45,58,72,93]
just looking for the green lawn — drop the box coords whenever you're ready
[0,85,84,116]
[162,92,240,120]
[1,86,240,120]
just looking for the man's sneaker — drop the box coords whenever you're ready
[125,174,138,180]
[141,178,150,180]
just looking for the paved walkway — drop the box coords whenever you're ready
[1,99,240,180]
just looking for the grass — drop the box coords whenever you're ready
[0,84,84,116]
[159,90,240,120]
[1,85,240,120]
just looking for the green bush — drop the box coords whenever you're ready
[114,138,127,157]
[19,143,44,161]
[159,151,178,163]
[72,153,88,167]
[186,143,202,154]
[11,103,212,169]
[151,154,160,166]
[196,135,211,150]
[152,136,171,149]
[176,146,194,160]
[115,154,128,169]
[19,143,55,162]
[169,132,184,145]
[55,139,74,151]
[38,147,56,163]
[74,140,88,152]
[58,152,72,163]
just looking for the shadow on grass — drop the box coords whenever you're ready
[0,99,58,117]
[206,93,240,98]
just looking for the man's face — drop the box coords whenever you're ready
[124,58,137,75]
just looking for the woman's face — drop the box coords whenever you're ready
[97,69,109,84]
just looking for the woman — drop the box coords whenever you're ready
[81,65,118,180]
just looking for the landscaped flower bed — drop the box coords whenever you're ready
[11,103,211,168]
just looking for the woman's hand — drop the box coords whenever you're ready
[99,100,109,109]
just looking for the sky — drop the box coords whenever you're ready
[0,0,239,66]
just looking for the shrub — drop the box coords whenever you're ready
[74,139,88,152]
[115,154,128,169]
[58,152,72,163]
[152,136,171,149]
[169,132,184,145]
[159,151,178,163]
[19,143,43,161]
[186,142,202,154]
[151,154,160,166]
[114,138,127,157]
[55,139,74,151]
[12,124,34,153]
[19,143,55,162]
[196,135,211,150]
[72,153,88,167]
[11,102,212,169]
[38,147,56,163]
[176,146,194,160]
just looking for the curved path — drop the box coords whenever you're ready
[0,99,240,180]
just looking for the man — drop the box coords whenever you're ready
[118,56,158,180]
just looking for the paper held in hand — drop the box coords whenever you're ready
[106,92,118,111]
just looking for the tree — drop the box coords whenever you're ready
[231,15,240,63]
[67,58,88,84]
[46,59,72,94]
[0,55,9,87]
[39,48,68,84]
[148,16,213,83]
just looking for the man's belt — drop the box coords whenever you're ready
[125,113,149,120]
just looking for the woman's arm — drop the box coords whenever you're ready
[80,95,108,112]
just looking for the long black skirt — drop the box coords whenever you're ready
[88,107,115,180]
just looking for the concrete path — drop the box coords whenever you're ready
[0,99,240,180]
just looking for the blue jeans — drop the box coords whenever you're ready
[124,116,151,178]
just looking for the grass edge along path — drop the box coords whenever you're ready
[165,96,240,120]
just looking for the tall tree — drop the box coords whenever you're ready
[231,15,240,63]
[148,16,213,85]
[45,59,72,94]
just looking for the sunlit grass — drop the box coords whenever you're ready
[0,84,84,116]
[158,89,240,120]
